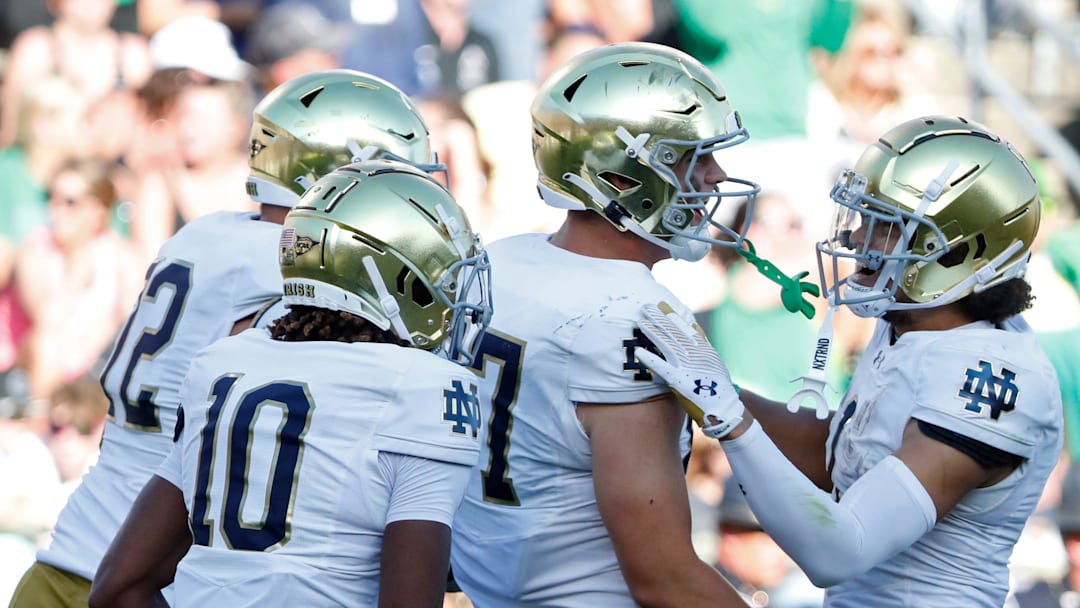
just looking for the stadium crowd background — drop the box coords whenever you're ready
[0,0,1079,606]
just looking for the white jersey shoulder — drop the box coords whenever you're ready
[38,211,283,581]
[172,330,480,606]
[858,318,1061,458]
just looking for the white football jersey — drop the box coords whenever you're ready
[824,317,1063,607]
[38,212,284,580]
[450,233,692,607]
[167,329,480,607]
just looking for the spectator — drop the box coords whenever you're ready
[135,0,219,36]
[0,0,153,148]
[547,0,656,43]
[147,14,253,82]
[243,2,348,94]
[130,77,256,263]
[341,0,500,100]
[45,376,109,485]
[11,158,141,404]
[0,76,89,270]
[458,25,604,242]
[1010,463,1080,606]
[673,0,854,141]
[809,2,940,172]
[416,95,488,219]
[0,417,64,605]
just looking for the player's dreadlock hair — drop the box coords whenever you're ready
[269,305,410,346]
[957,277,1035,324]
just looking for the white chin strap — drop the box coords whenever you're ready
[844,276,895,318]
[247,176,302,208]
[347,140,380,163]
[547,173,704,261]
[362,256,413,343]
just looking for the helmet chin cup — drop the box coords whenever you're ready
[669,235,711,261]
[842,279,892,318]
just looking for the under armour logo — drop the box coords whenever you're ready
[958,360,1019,420]
[872,350,885,368]
[443,380,482,438]
[693,379,717,397]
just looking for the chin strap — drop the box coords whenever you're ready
[737,238,820,319]
[786,303,838,419]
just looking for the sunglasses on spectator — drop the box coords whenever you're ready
[48,191,89,206]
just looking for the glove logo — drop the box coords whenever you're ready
[693,379,717,397]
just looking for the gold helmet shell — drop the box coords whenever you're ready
[818,115,1040,317]
[247,69,442,207]
[279,160,491,363]
[531,42,759,261]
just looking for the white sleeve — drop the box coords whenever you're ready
[723,421,937,588]
[378,451,471,527]
[154,441,183,490]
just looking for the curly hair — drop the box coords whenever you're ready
[268,306,410,346]
[957,278,1035,324]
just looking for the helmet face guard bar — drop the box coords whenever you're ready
[816,169,949,314]
[433,239,492,366]
[649,129,760,255]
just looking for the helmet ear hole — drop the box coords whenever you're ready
[598,171,641,192]
[973,233,988,259]
[411,276,434,307]
[938,241,970,268]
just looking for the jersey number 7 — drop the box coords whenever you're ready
[468,330,525,507]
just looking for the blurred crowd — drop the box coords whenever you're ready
[0,0,1079,606]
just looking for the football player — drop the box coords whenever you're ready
[448,42,757,607]
[8,69,442,608]
[638,115,1064,607]
[88,160,491,607]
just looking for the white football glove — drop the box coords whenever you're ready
[634,302,745,439]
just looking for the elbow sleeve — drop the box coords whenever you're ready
[723,422,937,587]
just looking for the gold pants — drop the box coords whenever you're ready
[8,561,91,608]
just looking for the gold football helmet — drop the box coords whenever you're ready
[279,160,491,364]
[247,69,444,207]
[818,115,1040,318]
[531,42,759,261]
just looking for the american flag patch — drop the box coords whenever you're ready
[280,228,296,266]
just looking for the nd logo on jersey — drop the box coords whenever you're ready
[958,360,1019,420]
[623,328,661,381]
[443,379,481,438]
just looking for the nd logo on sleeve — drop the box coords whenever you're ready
[623,328,662,382]
[958,360,1019,420]
[443,379,482,438]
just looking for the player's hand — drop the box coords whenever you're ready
[634,302,744,439]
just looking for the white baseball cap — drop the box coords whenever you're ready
[150,16,254,82]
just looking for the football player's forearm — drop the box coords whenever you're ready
[723,421,935,587]
[88,586,170,608]
[737,389,832,489]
